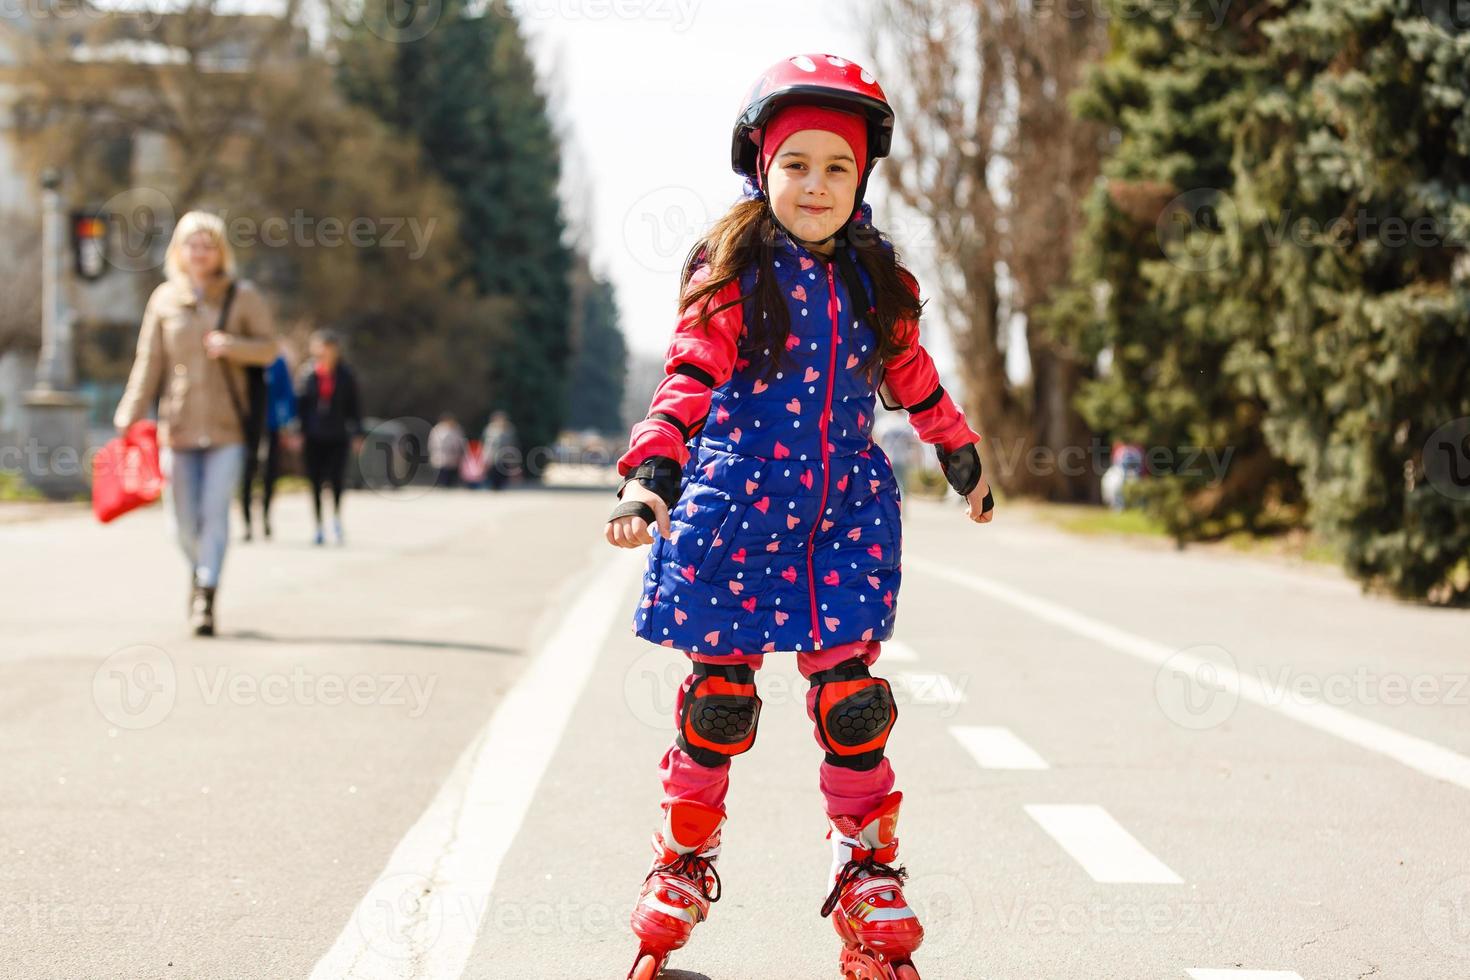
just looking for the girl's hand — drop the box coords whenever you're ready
[965,476,994,524]
[204,330,232,360]
[606,482,672,548]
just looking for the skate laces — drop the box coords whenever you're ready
[648,850,722,904]
[820,851,908,918]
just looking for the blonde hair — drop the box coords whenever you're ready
[163,210,236,284]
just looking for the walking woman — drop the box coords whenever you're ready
[113,210,279,635]
[294,329,363,545]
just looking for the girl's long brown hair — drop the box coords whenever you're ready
[678,199,923,385]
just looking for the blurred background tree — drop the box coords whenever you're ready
[336,0,575,474]
[1045,3,1304,540]
[564,251,627,436]
[1049,0,1470,603]
[9,0,611,477]
[1232,1,1470,602]
[868,0,1109,501]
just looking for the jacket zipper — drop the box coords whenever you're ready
[805,258,841,651]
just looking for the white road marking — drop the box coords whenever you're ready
[951,725,1050,770]
[307,549,641,980]
[912,556,1470,794]
[1186,971,1304,980]
[892,671,967,705]
[882,639,920,662]
[1024,804,1184,884]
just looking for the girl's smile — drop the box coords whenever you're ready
[766,128,859,255]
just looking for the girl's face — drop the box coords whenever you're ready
[765,128,860,253]
[183,232,223,281]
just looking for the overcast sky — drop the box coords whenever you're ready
[517,1,899,360]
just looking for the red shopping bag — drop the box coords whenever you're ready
[92,420,165,523]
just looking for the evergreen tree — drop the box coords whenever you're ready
[564,262,627,436]
[337,0,573,475]
[1053,0,1470,602]
[1050,3,1303,538]
[1233,1,1470,601]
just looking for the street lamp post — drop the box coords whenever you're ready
[21,168,91,499]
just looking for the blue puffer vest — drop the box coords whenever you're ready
[634,219,902,656]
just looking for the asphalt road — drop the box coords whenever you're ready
[3,485,1468,980]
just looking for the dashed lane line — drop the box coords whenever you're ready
[911,556,1470,794]
[950,725,1050,770]
[1025,804,1185,885]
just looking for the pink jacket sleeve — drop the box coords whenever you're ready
[617,267,745,477]
[880,271,981,455]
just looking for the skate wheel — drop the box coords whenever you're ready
[630,953,660,980]
[839,949,887,980]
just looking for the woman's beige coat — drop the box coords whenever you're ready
[113,277,279,450]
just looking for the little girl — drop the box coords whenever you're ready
[606,53,993,980]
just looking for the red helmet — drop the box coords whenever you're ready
[732,54,895,188]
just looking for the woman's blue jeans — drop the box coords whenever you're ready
[160,444,246,589]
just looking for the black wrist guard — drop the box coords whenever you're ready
[616,455,683,511]
[935,443,982,497]
[608,500,657,526]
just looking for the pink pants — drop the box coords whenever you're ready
[658,639,896,820]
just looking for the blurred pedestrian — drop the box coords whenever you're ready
[1102,441,1145,511]
[295,329,363,545]
[429,412,467,488]
[240,344,296,542]
[459,438,488,489]
[112,210,278,635]
[482,410,516,491]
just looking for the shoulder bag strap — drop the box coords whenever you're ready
[212,281,249,435]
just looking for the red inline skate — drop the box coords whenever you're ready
[626,800,724,980]
[821,791,923,980]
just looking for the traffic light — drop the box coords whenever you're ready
[72,211,109,281]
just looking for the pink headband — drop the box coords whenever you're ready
[755,105,868,198]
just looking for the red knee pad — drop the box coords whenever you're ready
[677,662,762,767]
[809,658,896,771]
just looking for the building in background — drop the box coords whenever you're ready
[0,8,307,454]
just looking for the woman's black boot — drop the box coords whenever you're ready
[191,583,217,637]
